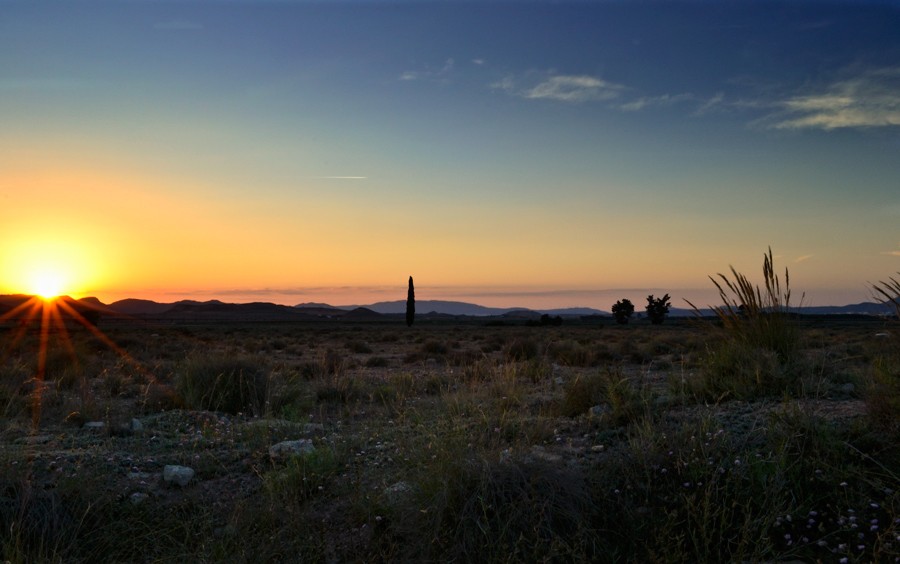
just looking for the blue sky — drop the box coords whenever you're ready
[1,0,898,309]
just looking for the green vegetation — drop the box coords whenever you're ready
[687,248,806,400]
[175,353,270,415]
[1,265,898,562]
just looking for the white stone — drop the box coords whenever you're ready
[163,465,195,487]
[269,439,315,460]
[129,492,149,505]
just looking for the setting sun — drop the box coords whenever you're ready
[27,266,68,300]
[0,238,99,300]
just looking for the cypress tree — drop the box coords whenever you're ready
[406,276,415,327]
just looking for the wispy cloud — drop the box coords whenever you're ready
[525,75,623,103]
[493,73,624,103]
[693,92,726,115]
[766,68,900,130]
[399,58,454,83]
[619,93,693,112]
[794,254,814,263]
[882,243,900,257]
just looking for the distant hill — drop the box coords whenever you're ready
[330,300,606,317]
[0,295,111,321]
[109,298,175,315]
[13,295,891,322]
[105,299,316,321]
[350,300,520,316]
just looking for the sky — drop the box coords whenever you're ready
[1,0,899,311]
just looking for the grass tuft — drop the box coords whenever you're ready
[174,353,269,415]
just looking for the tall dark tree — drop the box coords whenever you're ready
[611,298,635,325]
[645,294,671,325]
[406,276,415,327]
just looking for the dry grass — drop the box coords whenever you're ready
[0,314,897,562]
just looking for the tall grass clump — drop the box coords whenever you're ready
[688,248,805,399]
[867,273,900,437]
[382,452,601,562]
[873,272,900,318]
[175,353,269,415]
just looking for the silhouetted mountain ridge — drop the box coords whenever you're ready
[28,295,893,320]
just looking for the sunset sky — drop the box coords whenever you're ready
[2,0,899,310]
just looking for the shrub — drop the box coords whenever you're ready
[389,455,600,562]
[505,338,539,362]
[548,340,594,367]
[263,447,339,506]
[346,340,373,354]
[299,349,346,379]
[174,353,269,415]
[365,356,390,368]
[688,248,804,400]
[611,299,635,325]
[873,272,900,318]
[422,340,449,356]
[645,294,671,325]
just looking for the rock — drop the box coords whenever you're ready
[269,439,315,460]
[529,446,563,463]
[383,481,415,505]
[840,383,856,395]
[131,418,144,433]
[129,492,149,505]
[303,423,325,434]
[83,421,105,431]
[554,377,565,386]
[16,435,53,445]
[163,465,195,487]
[589,405,610,417]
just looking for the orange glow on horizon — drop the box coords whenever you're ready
[1,240,95,299]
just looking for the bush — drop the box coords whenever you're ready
[422,340,449,356]
[263,447,339,506]
[504,338,539,362]
[174,353,269,415]
[611,299,635,325]
[873,272,900,318]
[387,456,600,562]
[645,294,671,325]
[688,248,804,400]
[365,356,390,368]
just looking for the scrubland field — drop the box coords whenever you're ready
[1,313,898,562]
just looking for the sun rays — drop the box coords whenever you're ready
[0,295,139,430]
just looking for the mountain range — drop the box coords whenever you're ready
[1,295,896,322]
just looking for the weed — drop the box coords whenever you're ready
[364,356,390,368]
[688,248,805,400]
[263,447,340,507]
[505,337,539,361]
[175,353,269,415]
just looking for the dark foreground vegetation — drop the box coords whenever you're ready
[2,261,899,562]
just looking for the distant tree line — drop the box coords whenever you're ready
[611,294,671,325]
